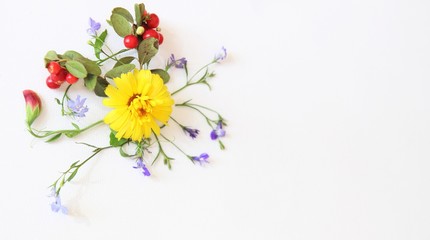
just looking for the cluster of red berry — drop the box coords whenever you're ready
[123,11,163,49]
[46,61,79,89]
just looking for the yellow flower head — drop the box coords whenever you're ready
[103,69,174,141]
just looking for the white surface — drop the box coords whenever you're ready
[1,0,430,239]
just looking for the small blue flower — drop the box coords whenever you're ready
[168,54,187,69]
[183,127,200,139]
[214,46,227,62]
[210,121,226,140]
[87,18,101,36]
[49,189,68,214]
[68,95,88,118]
[133,158,151,176]
[192,153,209,165]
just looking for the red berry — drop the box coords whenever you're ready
[66,73,79,84]
[146,13,159,28]
[142,29,159,40]
[47,61,61,74]
[158,33,164,45]
[50,69,67,84]
[124,35,139,48]
[46,75,61,89]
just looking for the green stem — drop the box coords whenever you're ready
[60,84,73,116]
[51,145,114,195]
[160,133,191,159]
[171,61,216,96]
[188,61,215,83]
[97,49,132,64]
[29,120,104,139]
[175,104,217,128]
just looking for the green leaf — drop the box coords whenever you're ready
[64,131,80,138]
[119,146,134,157]
[94,30,108,59]
[69,160,80,168]
[113,56,135,68]
[63,50,84,60]
[84,74,97,91]
[77,57,101,76]
[71,123,80,130]
[46,133,62,142]
[55,98,61,105]
[109,131,128,147]
[67,168,79,182]
[110,13,132,37]
[112,7,134,23]
[151,69,170,83]
[65,60,87,78]
[138,38,159,66]
[105,64,135,79]
[44,50,59,66]
[134,3,145,25]
[94,77,110,97]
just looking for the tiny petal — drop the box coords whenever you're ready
[210,121,226,140]
[215,46,227,61]
[184,127,199,139]
[192,153,210,165]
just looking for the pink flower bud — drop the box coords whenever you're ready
[23,89,42,126]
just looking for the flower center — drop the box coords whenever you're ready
[128,94,152,123]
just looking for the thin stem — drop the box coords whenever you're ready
[188,61,215,83]
[169,116,184,128]
[60,84,73,116]
[160,133,190,159]
[51,145,114,195]
[97,49,132,64]
[175,104,217,128]
[28,120,104,139]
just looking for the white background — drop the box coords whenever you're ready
[1,0,430,239]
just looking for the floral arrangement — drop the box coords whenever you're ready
[23,2,227,214]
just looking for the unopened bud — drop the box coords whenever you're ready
[136,26,145,35]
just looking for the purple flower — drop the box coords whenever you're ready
[133,158,151,176]
[210,121,226,140]
[192,153,209,165]
[68,95,88,118]
[49,189,68,214]
[87,18,101,36]
[214,46,227,62]
[167,54,187,69]
[183,127,200,139]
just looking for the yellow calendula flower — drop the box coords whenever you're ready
[103,69,174,141]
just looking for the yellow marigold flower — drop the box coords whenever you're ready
[103,69,174,141]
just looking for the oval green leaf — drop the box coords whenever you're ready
[151,69,170,83]
[65,60,87,78]
[63,50,84,60]
[112,7,134,23]
[114,56,135,68]
[110,13,132,37]
[105,64,135,79]
[138,38,159,66]
[94,77,110,97]
[84,74,97,91]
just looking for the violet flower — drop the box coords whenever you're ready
[68,95,88,118]
[168,54,187,69]
[133,158,151,176]
[214,46,227,62]
[191,153,209,165]
[49,189,68,214]
[183,127,200,139]
[87,18,101,36]
[210,121,226,140]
